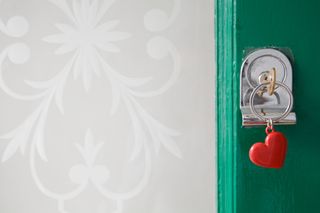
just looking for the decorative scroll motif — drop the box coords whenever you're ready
[0,0,182,212]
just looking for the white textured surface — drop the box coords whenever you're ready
[0,0,215,212]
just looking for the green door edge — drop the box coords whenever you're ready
[215,0,237,212]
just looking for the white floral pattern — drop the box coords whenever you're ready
[0,0,183,212]
[43,0,131,91]
[69,129,110,185]
[0,0,214,212]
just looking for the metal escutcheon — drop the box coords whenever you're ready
[240,48,296,127]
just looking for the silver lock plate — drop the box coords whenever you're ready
[240,48,296,127]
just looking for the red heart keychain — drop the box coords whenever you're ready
[249,126,287,168]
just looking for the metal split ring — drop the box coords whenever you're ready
[249,82,293,122]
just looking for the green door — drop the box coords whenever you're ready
[216,0,320,212]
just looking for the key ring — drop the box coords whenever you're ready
[249,81,293,122]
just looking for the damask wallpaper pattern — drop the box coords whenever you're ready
[0,0,215,212]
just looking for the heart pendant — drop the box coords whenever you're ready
[249,129,287,168]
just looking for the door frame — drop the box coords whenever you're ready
[215,0,237,212]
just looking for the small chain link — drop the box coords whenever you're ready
[265,118,274,134]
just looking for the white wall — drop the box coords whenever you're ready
[0,0,215,212]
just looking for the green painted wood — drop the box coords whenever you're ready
[236,0,320,212]
[217,0,320,212]
[215,0,237,212]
